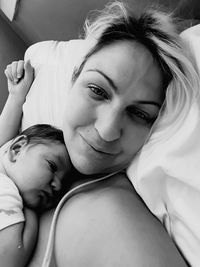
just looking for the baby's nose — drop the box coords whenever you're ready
[51,177,61,192]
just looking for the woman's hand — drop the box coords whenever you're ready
[4,60,34,102]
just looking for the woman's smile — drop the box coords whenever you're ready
[79,133,119,158]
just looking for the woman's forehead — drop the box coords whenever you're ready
[82,40,164,103]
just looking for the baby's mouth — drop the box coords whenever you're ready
[40,190,52,206]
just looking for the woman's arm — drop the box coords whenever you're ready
[0,208,38,267]
[54,173,187,267]
[0,60,34,147]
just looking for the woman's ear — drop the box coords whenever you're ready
[8,135,28,162]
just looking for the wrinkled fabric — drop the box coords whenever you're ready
[127,24,200,267]
[0,173,24,230]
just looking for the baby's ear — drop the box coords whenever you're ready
[8,135,28,162]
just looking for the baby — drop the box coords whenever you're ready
[0,60,70,266]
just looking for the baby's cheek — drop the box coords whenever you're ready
[23,192,41,209]
[42,195,62,211]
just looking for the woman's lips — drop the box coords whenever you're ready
[80,134,120,155]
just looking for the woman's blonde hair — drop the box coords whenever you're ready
[73,0,200,143]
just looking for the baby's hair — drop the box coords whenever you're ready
[18,124,65,146]
[72,0,200,142]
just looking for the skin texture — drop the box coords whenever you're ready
[0,138,70,208]
[63,41,164,175]
[28,174,187,267]
[54,174,187,267]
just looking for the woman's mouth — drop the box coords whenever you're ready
[80,134,120,156]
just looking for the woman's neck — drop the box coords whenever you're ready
[68,168,125,189]
[67,168,102,189]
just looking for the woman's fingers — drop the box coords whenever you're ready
[4,65,13,82]
[11,61,19,83]
[16,60,24,79]
[24,60,33,75]
[4,60,34,96]
[5,60,25,84]
[12,60,24,82]
[5,60,34,89]
[24,60,34,87]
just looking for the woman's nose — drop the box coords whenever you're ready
[51,176,61,192]
[94,107,122,142]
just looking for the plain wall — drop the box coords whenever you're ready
[12,0,111,44]
[0,11,27,112]
[10,0,199,45]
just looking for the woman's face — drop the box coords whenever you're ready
[63,41,164,175]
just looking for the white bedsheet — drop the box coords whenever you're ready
[127,24,200,267]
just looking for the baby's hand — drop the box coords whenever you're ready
[4,60,34,101]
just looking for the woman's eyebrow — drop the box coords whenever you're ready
[86,69,118,92]
[86,69,161,108]
[136,100,161,108]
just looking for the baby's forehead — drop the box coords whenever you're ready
[28,141,68,162]
[44,142,69,164]
[32,140,65,147]
[28,141,65,154]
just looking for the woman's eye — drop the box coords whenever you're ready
[127,107,155,125]
[88,84,109,100]
[47,160,57,173]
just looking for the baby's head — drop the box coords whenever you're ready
[2,124,70,209]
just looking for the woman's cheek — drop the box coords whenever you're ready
[64,87,95,127]
[122,123,150,158]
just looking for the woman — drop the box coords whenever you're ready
[24,1,199,266]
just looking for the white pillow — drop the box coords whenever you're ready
[22,39,95,130]
[127,24,200,267]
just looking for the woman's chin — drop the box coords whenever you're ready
[71,158,121,176]
[71,159,103,175]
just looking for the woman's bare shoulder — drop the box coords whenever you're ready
[54,173,187,267]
